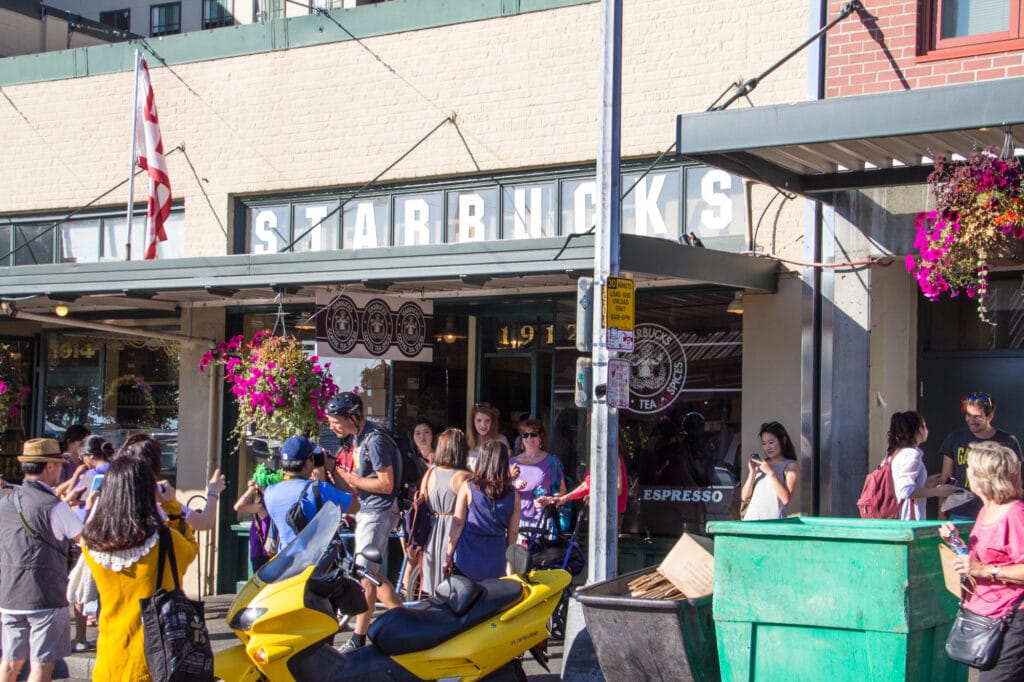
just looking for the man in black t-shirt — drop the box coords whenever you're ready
[939,391,1022,520]
[327,392,400,653]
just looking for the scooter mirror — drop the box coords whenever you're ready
[359,547,383,565]
[506,544,532,581]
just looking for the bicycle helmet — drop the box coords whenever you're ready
[325,392,363,417]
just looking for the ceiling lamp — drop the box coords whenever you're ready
[435,316,466,344]
[726,291,744,315]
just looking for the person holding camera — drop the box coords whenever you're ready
[741,421,799,520]
[327,392,401,653]
[263,436,353,548]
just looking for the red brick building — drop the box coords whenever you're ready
[827,0,1024,95]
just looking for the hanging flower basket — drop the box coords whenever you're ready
[906,146,1024,321]
[0,343,29,433]
[200,331,337,443]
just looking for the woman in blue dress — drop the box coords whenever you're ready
[444,440,521,581]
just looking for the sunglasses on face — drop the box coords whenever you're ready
[520,431,541,439]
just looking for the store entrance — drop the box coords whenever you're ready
[478,351,553,448]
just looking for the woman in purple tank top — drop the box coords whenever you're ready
[444,440,521,581]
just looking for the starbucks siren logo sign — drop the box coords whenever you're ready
[629,323,687,414]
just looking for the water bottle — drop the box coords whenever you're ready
[948,528,969,556]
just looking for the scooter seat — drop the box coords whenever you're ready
[368,578,524,656]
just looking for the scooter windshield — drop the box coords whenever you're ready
[256,503,340,584]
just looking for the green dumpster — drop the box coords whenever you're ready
[706,518,967,682]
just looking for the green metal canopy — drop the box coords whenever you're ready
[0,234,777,317]
[676,77,1024,199]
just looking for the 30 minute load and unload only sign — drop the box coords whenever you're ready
[603,277,635,352]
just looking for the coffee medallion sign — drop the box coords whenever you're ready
[629,323,687,414]
[315,291,433,362]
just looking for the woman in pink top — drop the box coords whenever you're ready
[941,440,1024,680]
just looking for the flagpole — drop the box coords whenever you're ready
[125,48,141,261]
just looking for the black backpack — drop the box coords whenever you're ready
[285,479,323,534]
[368,428,428,511]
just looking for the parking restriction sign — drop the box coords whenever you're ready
[603,277,635,352]
[608,358,630,408]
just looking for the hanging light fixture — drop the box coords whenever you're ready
[435,316,466,344]
[54,305,70,317]
[726,291,744,315]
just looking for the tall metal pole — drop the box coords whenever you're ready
[125,48,141,261]
[589,0,622,584]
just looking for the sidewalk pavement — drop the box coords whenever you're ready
[49,594,564,681]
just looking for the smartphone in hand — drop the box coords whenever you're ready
[89,474,104,493]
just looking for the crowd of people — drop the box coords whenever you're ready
[2,388,1021,680]
[228,395,568,654]
[0,430,224,682]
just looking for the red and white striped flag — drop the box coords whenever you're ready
[135,58,171,260]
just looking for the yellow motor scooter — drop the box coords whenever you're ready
[214,503,570,681]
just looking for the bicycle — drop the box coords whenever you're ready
[518,503,586,641]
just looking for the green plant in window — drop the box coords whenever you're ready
[104,374,157,428]
[0,343,29,433]
[200,331,338,443]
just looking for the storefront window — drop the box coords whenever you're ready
[621,168,682,241]
[616,289,742,536]
[391,327,466,441]
[43,334,180,484]
[684,166,747,252]
[446,188,499,243]
[921,275,1024,350]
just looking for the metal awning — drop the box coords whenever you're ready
[676,77,1024,199]
[0,234,778,317]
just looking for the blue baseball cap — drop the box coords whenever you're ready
[279,436,323,462]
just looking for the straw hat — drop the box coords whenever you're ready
[18,438,63,463]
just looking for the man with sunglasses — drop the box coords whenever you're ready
[939,392,1022,520]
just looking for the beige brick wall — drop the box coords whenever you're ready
[0,0,809,257]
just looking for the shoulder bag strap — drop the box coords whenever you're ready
[1004,590,1024,621]
[312,480,322,513]
[163,526,182,591]
[13,489,67,556]
[547,455,564,495]
[154,526,170,591]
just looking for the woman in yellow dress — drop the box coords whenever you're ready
[81,449,198,681]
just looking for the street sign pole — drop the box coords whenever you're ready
[589,0,622,585]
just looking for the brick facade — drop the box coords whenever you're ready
[826,0,1024,96]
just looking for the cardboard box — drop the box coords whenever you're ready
[656,533,714,598]
[938,544,964,597]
